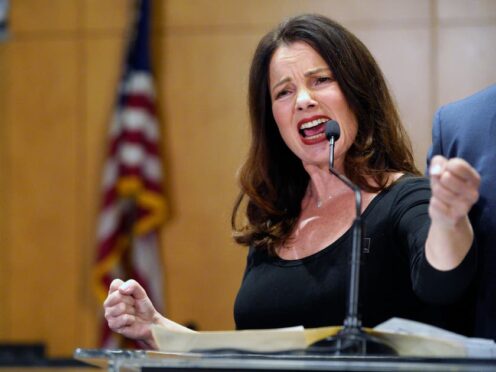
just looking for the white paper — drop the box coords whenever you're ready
[375,317,496,358]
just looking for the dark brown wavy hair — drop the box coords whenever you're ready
[231,14,420,254]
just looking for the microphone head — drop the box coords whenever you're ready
[325,120,341,141]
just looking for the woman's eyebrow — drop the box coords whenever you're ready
[304,67,331,76]
[271,67,331,92]
[271,77,291,93]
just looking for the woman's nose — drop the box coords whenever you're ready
[296,88,317,111]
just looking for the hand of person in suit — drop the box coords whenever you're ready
[426,155,481,270]
[104,279,194,350]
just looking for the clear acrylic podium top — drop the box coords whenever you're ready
[74,348,496,372]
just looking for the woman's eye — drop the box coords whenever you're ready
[275,89,290,99]
[315,76,332,84]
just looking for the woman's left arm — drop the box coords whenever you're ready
[426,155,481,270]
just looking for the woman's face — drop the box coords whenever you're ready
[269,41,358,169]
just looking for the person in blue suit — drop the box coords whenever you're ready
[427,84,496,340]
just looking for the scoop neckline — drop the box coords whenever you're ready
[270,174,411,266]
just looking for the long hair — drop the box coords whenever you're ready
[232,14,420,254]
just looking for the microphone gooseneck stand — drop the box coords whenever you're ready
[307,120,397,356]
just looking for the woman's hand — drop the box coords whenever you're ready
[426,155,480,270]
[104,279,161,349]
[429,155,480,227]
[104,279,195,350]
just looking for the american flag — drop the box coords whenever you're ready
[93,0,166,348]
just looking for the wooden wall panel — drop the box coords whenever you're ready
[9,0,80,33]
[158,33,253,330]
[0,0,495,357]
[83,0,132,32]
[5,39,81,355]
[160,0,429,28]
[436,0,496,106]
[0,44,8,337]
[355,27,433,170]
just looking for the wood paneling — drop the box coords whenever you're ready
[0,0,131,356]
[83,0,132,32]
[5,38,81,355]
[160,0,430,29]
[159,32,253,330]
[0,43,8,336]
[9,0,80,33]
[355,27,433,169]
[1,0,496,357]
[437,25,496,106]
[438,0,496,20]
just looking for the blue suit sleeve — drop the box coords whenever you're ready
[425,107,444,175]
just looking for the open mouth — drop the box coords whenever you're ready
[298,117,329,143]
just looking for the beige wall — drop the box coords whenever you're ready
[0,0,495,357]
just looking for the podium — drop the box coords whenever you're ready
[74,348,496,372]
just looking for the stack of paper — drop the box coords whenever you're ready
[151,318,496,357]
[375,318,496,358]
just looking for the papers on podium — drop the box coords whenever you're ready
[375,318,496,358]
[151,318,496,357]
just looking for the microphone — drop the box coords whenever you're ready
[325,120,340,168]
[325,119,341,139]
[307,120,396,355]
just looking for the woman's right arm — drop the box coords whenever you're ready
[393,176,476,304]
[104,279,195,350]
